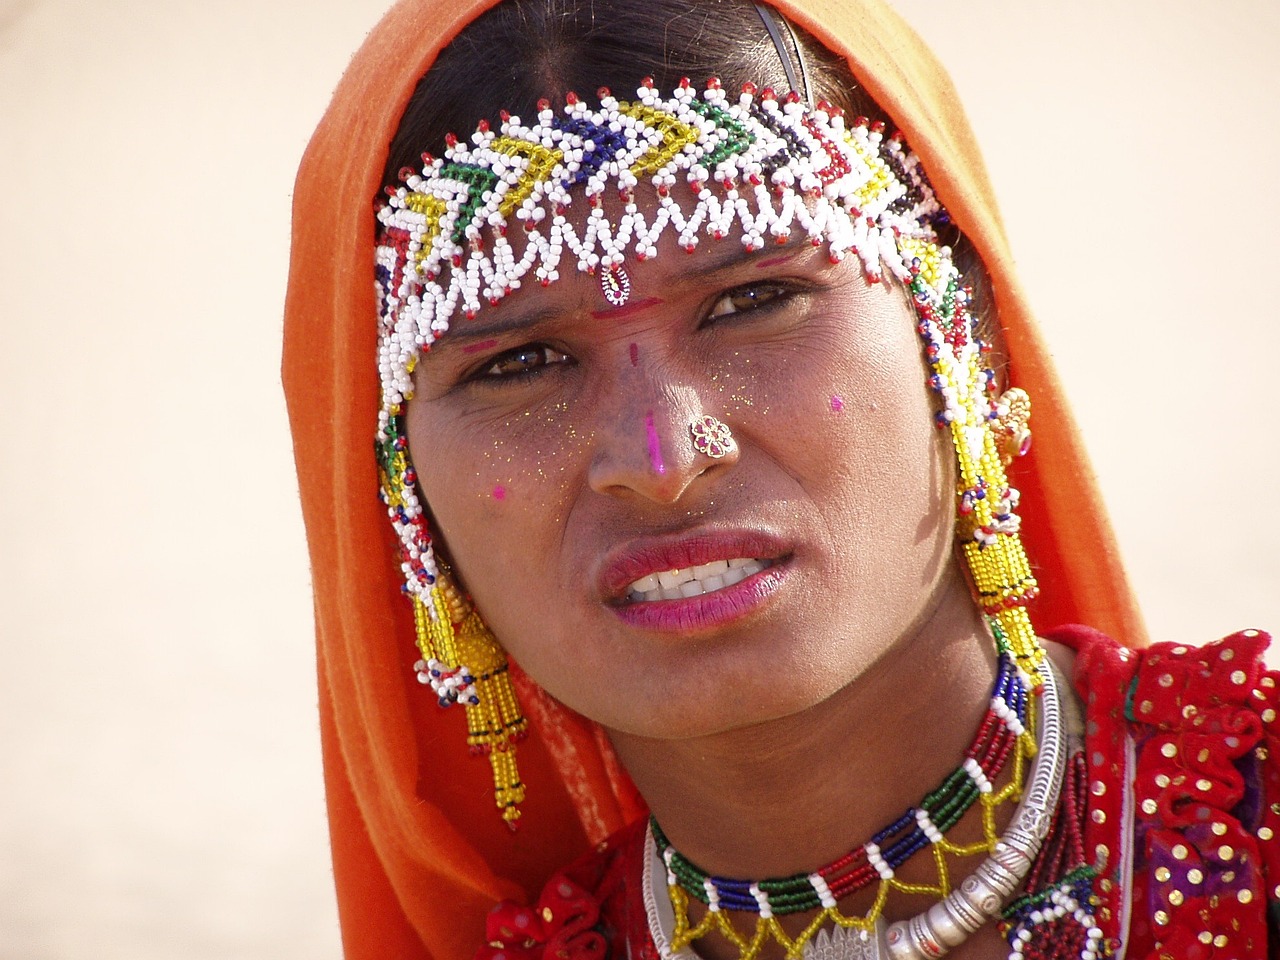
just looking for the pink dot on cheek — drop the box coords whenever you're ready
[491,485,506,501]
[830,395,845,413]
[629,343,638,366]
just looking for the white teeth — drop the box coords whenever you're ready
[693,559,728,579]
[626,557,773,602]
[630,573,659,592]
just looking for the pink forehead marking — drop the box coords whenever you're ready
[590,296,663,320]
[755,254,793,270]
[463,338,500,354]
[830,395,845,413]
[629,343,639,366]
[645,411,666,476]
[491,485,506,500]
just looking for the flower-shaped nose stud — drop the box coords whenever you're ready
[689,415,737,460]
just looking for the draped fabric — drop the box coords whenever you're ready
[282,1,1146,956]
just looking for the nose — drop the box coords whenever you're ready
[587,382,740,504]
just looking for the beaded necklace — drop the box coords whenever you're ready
[647,625,1061,960]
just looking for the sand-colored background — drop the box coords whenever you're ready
[2,2,1276,957]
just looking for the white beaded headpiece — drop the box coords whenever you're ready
[376,78,945,411]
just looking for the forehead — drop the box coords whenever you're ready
[447,229,835,337]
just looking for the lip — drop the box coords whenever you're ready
[597,528,792,632]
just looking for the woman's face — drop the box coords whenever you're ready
[406,234,960,739]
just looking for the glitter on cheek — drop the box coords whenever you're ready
[462,338,500,354]
[830,395,845,413]
[492,485,506,500]
[645,410,666,475]
[629,343,639,367]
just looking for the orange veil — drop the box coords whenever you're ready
[282,1,1145,956]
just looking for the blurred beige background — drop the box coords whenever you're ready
[1,1,1276,957]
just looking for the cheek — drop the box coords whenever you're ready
[405,400,587,583]
[743,312,954,550]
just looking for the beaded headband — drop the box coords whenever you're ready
[374,79,1043,820]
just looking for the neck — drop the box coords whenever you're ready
[609,570,998,880]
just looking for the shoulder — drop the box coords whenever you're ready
[1052,624,1280,956]
[1046,624,1275,728]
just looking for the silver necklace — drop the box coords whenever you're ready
[643,662,1067,960]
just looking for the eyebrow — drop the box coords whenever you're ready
[437,243,802,345]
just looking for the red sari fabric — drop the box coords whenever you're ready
[284,1,1149,956]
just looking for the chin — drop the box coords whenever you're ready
[592,661,853,742]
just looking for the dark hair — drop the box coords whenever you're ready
[382,0,998,358]
[382,0,878,185]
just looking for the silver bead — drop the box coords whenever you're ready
[937,887,986,934]
[925,899,975,947]
[994,837,1034,874]
[883,920,921,960]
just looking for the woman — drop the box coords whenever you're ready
[283,1,1279,957]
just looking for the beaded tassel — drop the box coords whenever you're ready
[655,625,1040,960]
[413,581,528,823]
[999,753,1105,959]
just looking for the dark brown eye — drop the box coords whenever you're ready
[480,344,570,379]
[708,283,786,319]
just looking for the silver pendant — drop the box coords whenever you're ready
[804,920,887,960]
[601,262,632,306]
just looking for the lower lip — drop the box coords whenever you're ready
[610,561,789,632]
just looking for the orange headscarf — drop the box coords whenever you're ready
[283,1,1145,956]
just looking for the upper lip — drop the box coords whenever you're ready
[596,527,793,602]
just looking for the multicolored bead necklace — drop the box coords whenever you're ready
[645,624,1054,960]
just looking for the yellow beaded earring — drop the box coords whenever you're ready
[378,409,527,824]
[412,565,528,825]
[900,239,1044,686]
